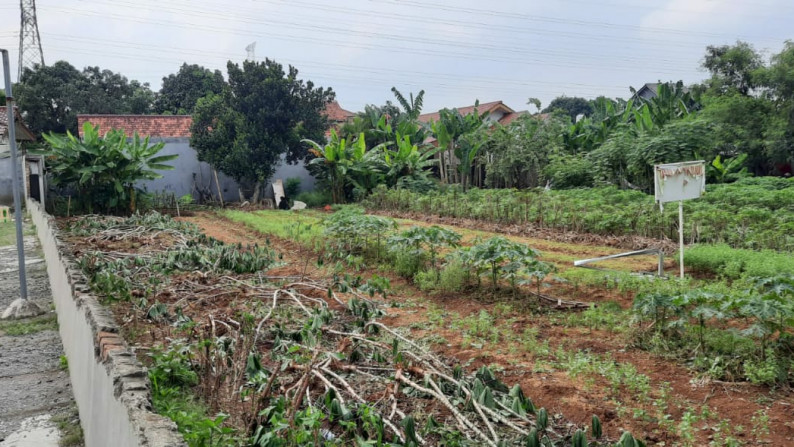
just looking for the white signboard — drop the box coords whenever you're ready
[654,160,706,208]
[653,160,706,279]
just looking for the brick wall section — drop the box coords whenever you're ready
[26,197,186,447]
[77,115,193,138]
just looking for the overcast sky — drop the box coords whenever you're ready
[1,0,792,114]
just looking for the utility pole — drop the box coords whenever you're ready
[1,49,42,319]
[18,0,45,80]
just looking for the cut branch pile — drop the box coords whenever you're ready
[59,213,635,446]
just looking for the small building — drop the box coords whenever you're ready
[0,107,37,206]
[418,100,528,127]
[76,115,316,203]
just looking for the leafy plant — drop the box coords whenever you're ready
[40,123,177,214]
[388,225,462,277]
[709,154,750,183]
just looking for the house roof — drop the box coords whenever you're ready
[634,82,690,99]
[77,115,193,138]
[497,111,529,126]
[417,100,514,124]
[323,101,355,122]
[0,106,37,141]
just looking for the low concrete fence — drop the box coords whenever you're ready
[27,197,185,447]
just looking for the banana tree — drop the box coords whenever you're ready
[431,105,487,184]
[380,133,439,191]
[455,133,485,191]
[40,123,177,214]
[304,130,385,203]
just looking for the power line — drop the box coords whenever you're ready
[52,0,700,66]
[368,0,790,42]
[39,42,627,99]
[34,5,704,75]
[39,33,631,90]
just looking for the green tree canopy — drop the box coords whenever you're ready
[15,61,156,135]
[702,41,763,95]
[190,59,333,201]
[156,63,225,115]
[542,96,593,121]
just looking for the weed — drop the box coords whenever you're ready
[0,313,58,336]
[52,406,84,447]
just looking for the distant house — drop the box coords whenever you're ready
[77,115,316,202]
[418,100,528,126]
[633,82,690,101]
[0,107,37,206]
[323,101,355,128]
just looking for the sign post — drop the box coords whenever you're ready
[654,160,706,279]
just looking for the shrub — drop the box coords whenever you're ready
[295,190,333,208]
[683,244,794,279]
[285,177,302,198]
[391,250,427,279]
[437,259,468,292]
[413,270,437,291]
[743,352,782,385]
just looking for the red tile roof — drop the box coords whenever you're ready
[417,100,514,124]
[77,115,193,138]
[0,106,36,141]
[497,111,529,126]
[323,101,355,123]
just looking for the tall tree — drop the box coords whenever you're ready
[702,41,763,95]
[190,59,333,202]
[757,41,794,172]
[15,61,156,135]
[542,96,593,121]
[156,63,225,115]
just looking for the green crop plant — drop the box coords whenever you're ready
[456,237,551,292]
[388,225,462,276]
[323,206,396,261]
[364,177,794,251]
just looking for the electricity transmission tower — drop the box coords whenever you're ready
[18,0,44,80]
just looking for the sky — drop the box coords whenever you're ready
[1,0,792,114]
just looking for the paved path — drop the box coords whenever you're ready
[0,226,82,446]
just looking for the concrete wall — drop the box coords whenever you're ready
[143,138,316,201]
[26,197,185,447]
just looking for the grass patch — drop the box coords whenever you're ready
[0,313,58,336]
[220,209,323,245]
[0,221,16,246]
[684,243,794,279]
[52,406,84,447]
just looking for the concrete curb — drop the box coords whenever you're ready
[26,198,186,447]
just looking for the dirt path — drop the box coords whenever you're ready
[0,230,82,446]
[186,212,794,446]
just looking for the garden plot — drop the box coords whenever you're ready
[57,213,642,446]
[210,208,794,446]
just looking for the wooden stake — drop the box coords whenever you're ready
[213,170,224,208]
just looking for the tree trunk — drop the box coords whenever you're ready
[251,182,262,203]
[238,187,246,202]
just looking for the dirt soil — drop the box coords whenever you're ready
[186,211,794,446]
